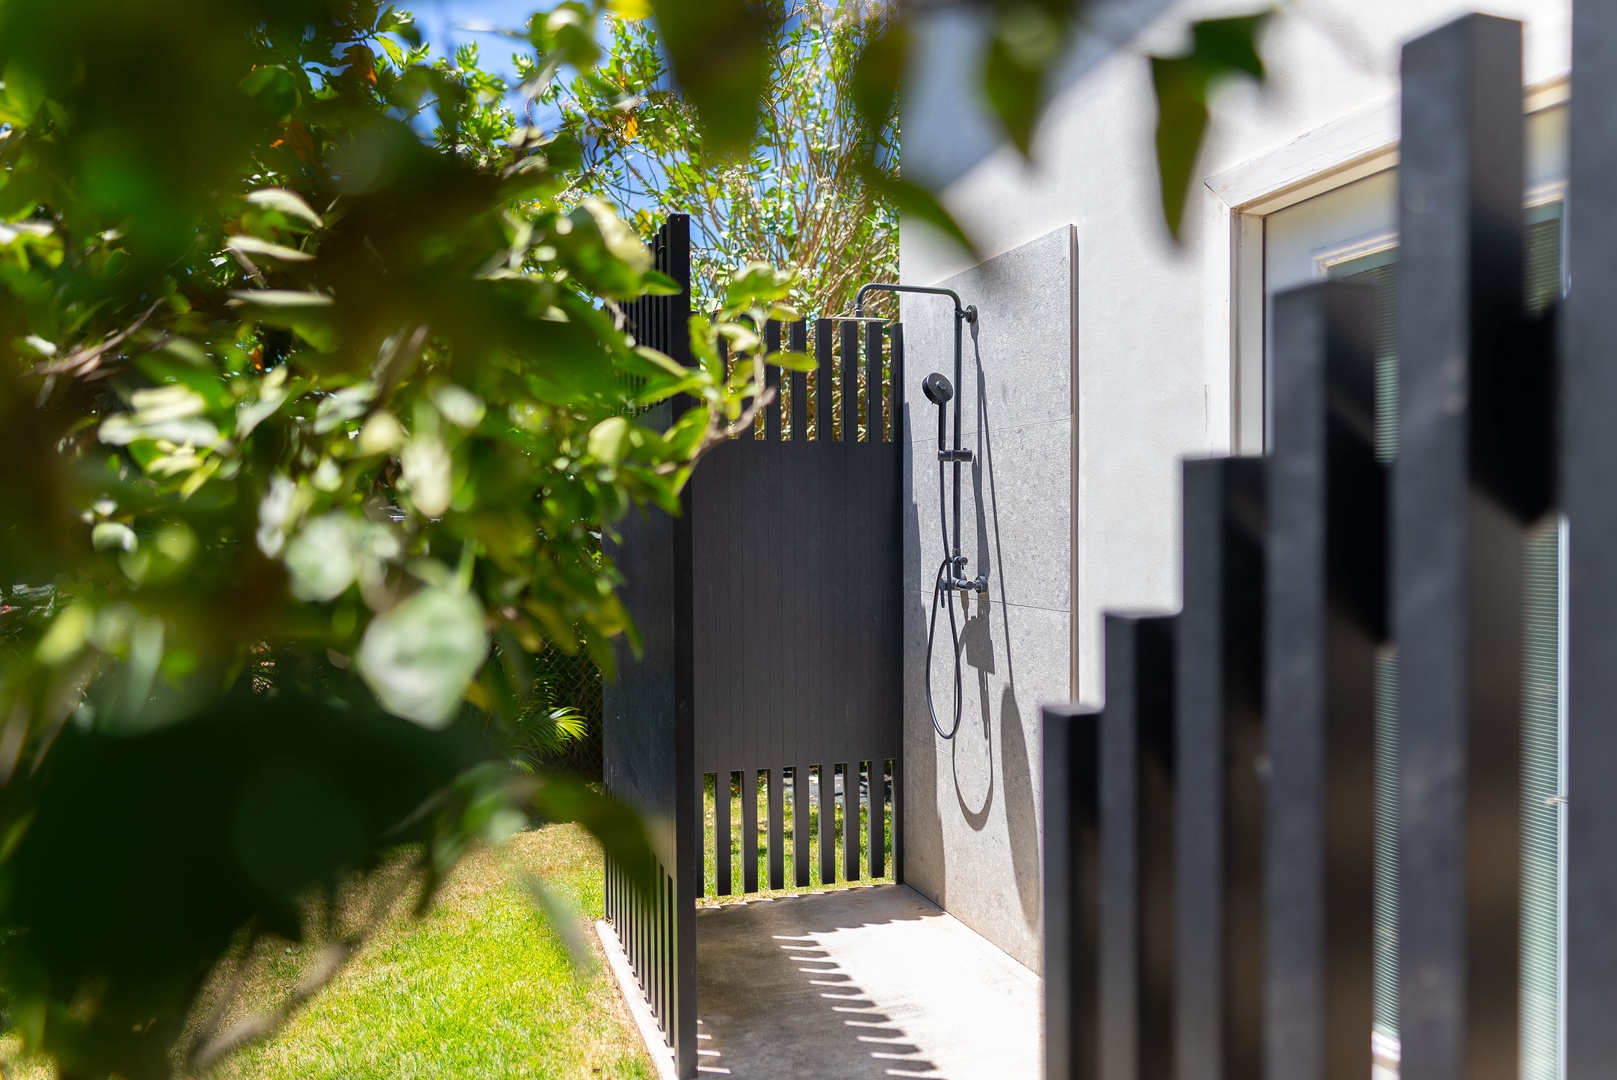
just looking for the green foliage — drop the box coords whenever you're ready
[638,0,1272,244]
[0,1,805,1075]
[0,0,1278,1074]
[1150,12,1272,238]
[544,1,900,317]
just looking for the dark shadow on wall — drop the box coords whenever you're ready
[955,599,994,831]
[967,314,1043,935]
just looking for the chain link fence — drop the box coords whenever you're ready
[530,642,603,780]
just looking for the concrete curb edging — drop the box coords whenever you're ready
[595,920,678,1080]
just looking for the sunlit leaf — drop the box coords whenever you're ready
[225,234,313,262]
[358,587,489,727]
[243,188,324,229]
[284,515,357,601]
[609,0,652,21]
[588,416,633,466]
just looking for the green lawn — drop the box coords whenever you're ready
[2,825,654,1080]
[701,765,895,903]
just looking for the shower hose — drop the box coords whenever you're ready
[925,456,963,740]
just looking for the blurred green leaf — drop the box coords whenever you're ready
[864,171,975,256]
[239,65,300,121]
[1151,12,1272,238]
[358,587,490,728]
[983,4,1067,155]
[647,0,777,157]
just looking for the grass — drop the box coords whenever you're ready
[700,764,895,904]
[1,825,655,1080]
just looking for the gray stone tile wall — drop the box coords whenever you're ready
[899,226,1076,971]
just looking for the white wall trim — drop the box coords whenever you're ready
[1201,70,1570,455]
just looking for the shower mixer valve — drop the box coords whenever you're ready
[944,556,987,594]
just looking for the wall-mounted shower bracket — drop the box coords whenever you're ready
[938,449,974,463]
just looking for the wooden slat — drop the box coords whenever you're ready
[1566,2,1617,1074]
[1567,0,1617,1069]
[865,321,883,443]
[890,323,905,442]
[1044,705,1102,1080]
[842,762,860,881]
[1266,282,1381,1080]
[840,321,858,442]
[794,765,810,886]
[819,764,835,885]
[815,319,834,441]
[790,321,808,441]
[742,768,759,894]
[1395,18,1532,1080]
[766,320,783,441]
[715,772,732,896]
[1176,457,1267,1080]
[870,760,887,879]
[768,768,785,890]
[1100,613,1177,1080]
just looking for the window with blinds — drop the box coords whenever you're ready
[1327,203,1565,1079]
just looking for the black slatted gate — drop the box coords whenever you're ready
[695,316,903,899]
[604,218,904,1079]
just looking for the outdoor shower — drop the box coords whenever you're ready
[855,283,982,740]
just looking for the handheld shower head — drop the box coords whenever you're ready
[922,372,953,405]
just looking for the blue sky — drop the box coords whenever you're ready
[409,0,543,82]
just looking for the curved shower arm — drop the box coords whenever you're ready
[854,282,974,321]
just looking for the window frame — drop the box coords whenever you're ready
[1202,75,1570,455]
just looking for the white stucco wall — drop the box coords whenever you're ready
[895,0,1570,964]
[902,0,1569,709]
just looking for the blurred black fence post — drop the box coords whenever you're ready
[1566,0,1617,1075]
[1265,282,1383,1079]
[1040,12,1578,1080]
[1175,457,1266,1080]
[1099,613,1177,1080]
[1395,16,1550,1079]
[1043,704,1101,1080]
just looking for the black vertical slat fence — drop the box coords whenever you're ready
[694,316,902,900]
[1265,282,1384,1080]
[1566,4,1617,1077]
[604,215,698,1078]
[1042,13,1577,1080]
[1098,613,1176,1080]
[1175,457,1266,1080]
[1043,705,1101,1080]
[1396,19,1542,1080]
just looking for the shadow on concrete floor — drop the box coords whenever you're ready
[694,885,1040,1079]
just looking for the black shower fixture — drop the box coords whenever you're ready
[855,283,983,741]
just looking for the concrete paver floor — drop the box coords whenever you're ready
[694,885,1041,1079]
